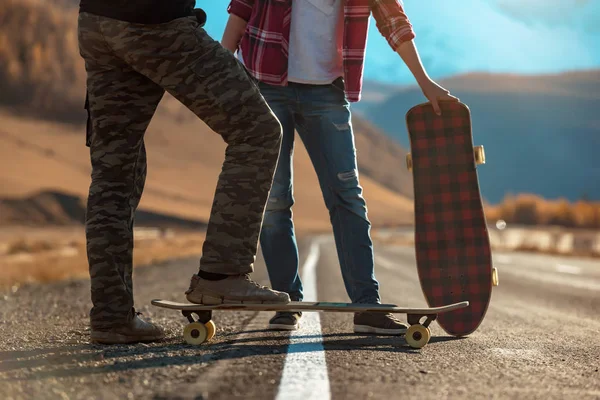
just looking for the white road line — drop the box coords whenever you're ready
[554,264,582,275]
[275,241,331,400]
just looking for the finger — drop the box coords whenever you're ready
[431,97,442,116]
[444,93,460,102]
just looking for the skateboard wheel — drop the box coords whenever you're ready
[492,267,499,287]
[183,322,209,345]
[406,153,413,171]
[206,320,216,341]
[406,324,431,349]
[474,145,486,165]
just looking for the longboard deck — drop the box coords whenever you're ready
[151,299,469,314]
[406,100,494,337]
[152,299,470,348]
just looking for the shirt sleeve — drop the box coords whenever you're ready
[227,0,255,22]
[370,0,416,51]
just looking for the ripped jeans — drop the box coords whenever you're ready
[257,78,380,304]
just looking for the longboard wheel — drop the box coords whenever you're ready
[183,322,209,345]
[406,153,413,171]
[474,145,486,165]
[405,324,431,349]
[206,320,216,341]
[492,267,499,287]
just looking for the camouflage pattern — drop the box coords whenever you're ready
[78,13,282,329]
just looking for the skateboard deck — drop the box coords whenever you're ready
[405,100,497,337]
[151,299,469,349]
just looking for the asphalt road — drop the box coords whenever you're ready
[1,235,599,399]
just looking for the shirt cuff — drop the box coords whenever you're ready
[227,0,253,22]
[387,28,416,52]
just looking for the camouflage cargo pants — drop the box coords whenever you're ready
[78,13,282,329]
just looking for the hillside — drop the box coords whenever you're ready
[0,0,85,122]
[0,107,414,230]
[358,70,600,204]
[0,0,414,230]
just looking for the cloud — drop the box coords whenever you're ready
[487,0,600,33]
[364,0,599,84]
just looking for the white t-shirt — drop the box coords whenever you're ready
[287,0,344,85]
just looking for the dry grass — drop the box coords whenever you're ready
[5,239,57,255]
[486,194,600,229]
[0,230,206,289]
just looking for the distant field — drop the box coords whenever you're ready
[486,194,600,229]
[0,227,207,289]
[3,222,599,290]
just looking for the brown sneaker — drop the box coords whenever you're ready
[90,312,164,344]
[268,311,302,331]
[185,273,291,304]
[353,312,408,336]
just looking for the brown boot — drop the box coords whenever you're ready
[90,312,164,344]
[268,311,302,331]
[353,312,408,336]
[185,273,290,304]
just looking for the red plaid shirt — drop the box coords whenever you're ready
[227,0,415,102]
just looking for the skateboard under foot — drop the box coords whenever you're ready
[151,299,469,349]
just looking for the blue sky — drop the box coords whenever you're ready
[200,0,600,85]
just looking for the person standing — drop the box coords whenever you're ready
[221,0,458,334]
[78,0,290,344]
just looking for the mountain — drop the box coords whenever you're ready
[357,70,600,204]
[0,0,414,229]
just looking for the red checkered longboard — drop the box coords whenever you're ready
[405,100,498,337]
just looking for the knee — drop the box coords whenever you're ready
[91,162,131,184]
[263,112,283,151]
[324,169,368,217]
[90,150,142,185]
[262,190,294,227]
[240,111,282,168]
[265,190,294,213]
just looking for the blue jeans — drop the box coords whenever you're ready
[258,78,380,304]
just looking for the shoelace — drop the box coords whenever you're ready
[243,274,269,289]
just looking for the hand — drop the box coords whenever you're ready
[418,79,459,116]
